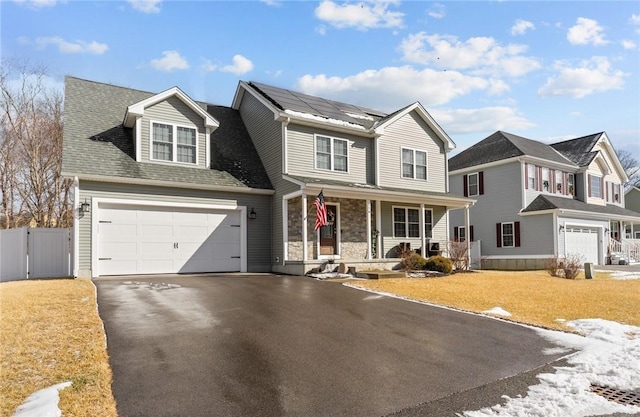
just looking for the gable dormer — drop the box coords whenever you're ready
[123,87,219,168]
[584,133,627,206]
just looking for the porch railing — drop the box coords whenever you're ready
[609,238,640,264]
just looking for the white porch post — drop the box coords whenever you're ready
[282,196,289,262]
[302,193,308,261]
[420,203,426,257]
[464,204,471,267]
[366,199,372,260]
[375,200,382,259]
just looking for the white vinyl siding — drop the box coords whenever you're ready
[401,148,427,180]
[315,135,348,173]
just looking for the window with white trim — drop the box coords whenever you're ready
[527,164,536,189]
[316,135,348,172]
[468,172,479,196]
[501,222,515,248]
[542,168,550,191]
[456,226,466,242]
[613,183,621,202]
[590,174,602,198]
[393,207,420,238]
[555,171,563,193]
[567,173,575,196]
[402,148,427,180]
[424,209,433,239]
[151,121,197,164]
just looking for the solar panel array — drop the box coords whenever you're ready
[249,82,387,130]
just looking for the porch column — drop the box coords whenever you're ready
[464,204,471,267]
[302,193,308,261]
[376,200,382,259]
[366,199,372,259]
[282,196,288,262]
[420,203,426,257]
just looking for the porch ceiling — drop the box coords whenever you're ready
[283,175,474,208]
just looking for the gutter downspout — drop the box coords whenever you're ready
[73,177,79,278]
[282,117,290,175]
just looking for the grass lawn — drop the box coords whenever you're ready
[0,279,117,417]
[350,270,640,331]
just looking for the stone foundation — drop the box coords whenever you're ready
[481,258,548,270]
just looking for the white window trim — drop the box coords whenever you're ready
[149,119,199,165]
[401,147,428,181]
[589,174,602,199]
[542,168,550,192]
[567,173,575,196]
[457,225,466,242]
[467,172,479,197]
[392,206,421,239]
[501,222,515,248]
[527,164,536,189]
[424,208,433,239]
[314,134,349,173]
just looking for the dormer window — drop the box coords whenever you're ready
[589,174,602,198]
[151,121,197,164]
[316,135,348,172]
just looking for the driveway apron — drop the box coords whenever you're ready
[95,274,566,417]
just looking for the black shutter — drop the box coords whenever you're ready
[470,225,474,242]
[454,227,459,241]
[515,221,521,247]
[478,171,484,195]
[463,175,468,197]
[496,223,502,248]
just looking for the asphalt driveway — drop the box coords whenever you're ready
[95,274,567,417]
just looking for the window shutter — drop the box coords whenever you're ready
[463,175,468,197]
[537,166,542,191]
[479,171,484,195]
[525,164,528,189]
[496,223,502,247]
[605,181,609,201]
[600,177,604,199]
[470,225,474,242]
[515,221,521,247]
[563,172,567,195]
[454,227,459,241]
[588,175,592,197]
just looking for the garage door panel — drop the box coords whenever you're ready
[565,227,599,264]
[98,204,242,276]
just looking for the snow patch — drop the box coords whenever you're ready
[12,381,72,417]
[609,271,640,280]
[482,307,512,317]
[461,319,640,416]
[284,109,366,130]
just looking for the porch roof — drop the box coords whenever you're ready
[283,175,475,209]
[521,195,640,222]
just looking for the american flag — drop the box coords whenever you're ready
[313,191,328,231]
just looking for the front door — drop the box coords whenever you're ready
[319,204,338,256]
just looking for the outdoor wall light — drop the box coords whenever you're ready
[558,225,564,233]
[248,208,257,220]
[80,199,91,214]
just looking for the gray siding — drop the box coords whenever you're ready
[625,189,640,214]
[140,96,207,166]
[287,124,373,184]
[378,111,447,192]
[77,181,272,276]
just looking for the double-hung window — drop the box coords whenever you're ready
[467,172,479,196]
[501,222,515,248]
[402,148,427,180]
[542,168,550,191]
[527,164,536,189]
[393,207,420,238]
[316,135,348,172]
[589,174,602,198]
[567,173,575,196]
[424,209,433,239]
[151,122,197,164]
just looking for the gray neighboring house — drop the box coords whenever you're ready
[626,186,640,238]
[63,78,474,278]
[448,131,640,269]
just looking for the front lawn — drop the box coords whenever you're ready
[0,279,117,417]
[349,270,640,331]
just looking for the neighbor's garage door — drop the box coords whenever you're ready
[565,226,599,264]
[97,205,241,276]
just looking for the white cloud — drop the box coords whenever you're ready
[511,19,535,35]
[150,50,189,72]
[13,0,59,9]
[427,3,445,19]
[399,32,541,77]
[296,66,492,110]
[201,59,217,72]
[127,0,161,13]
[221,55,254,75]
[631,14,640,25]
[314,0,404,31]
[430,107,535,134]
[260,0,282,6]
[622,39,637,50]
[567,17,609,46]
[538,56,627,98]
[35,36,108,54]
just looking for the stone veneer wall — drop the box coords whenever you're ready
[481,258,548,270]
[287,197,372,260]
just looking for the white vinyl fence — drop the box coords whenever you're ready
[470,240,482,270]
[0,227,72,282]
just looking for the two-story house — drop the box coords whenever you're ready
[62,77,474,278]
[626,186,640,239]
[448,131,640,269]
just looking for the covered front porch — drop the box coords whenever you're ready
[274,178,474,276]
[610,219,640,264]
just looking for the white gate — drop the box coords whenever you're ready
[470,240,482,270]
[0,227,72,281]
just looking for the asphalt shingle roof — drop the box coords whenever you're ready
[522,194,640,219]
[62,77,272,191]
[448,131,576,172]
[550,132,603,167]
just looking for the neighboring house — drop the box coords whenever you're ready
[625,186,640,238]
[62,77,474,278]
[448,131,640,269]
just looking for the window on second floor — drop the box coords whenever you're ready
[316,135,348,172]
[527,164,536,189]
[542,168,550,192]
[151,122,197,164]
[401,148,427,180]
[613,183,621,203]
[468,172,479,196]
[567,173,575,196]
[589,174,602,198]
[555,171,563,193]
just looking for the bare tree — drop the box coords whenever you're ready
[616,149,640,188]
[0,61,71,228]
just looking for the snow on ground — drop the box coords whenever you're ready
[608,271,640,280]
[481,307,512,317]
[11,381,71,417]
[461,319,640,417]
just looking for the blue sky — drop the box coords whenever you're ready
[3,0,639,160]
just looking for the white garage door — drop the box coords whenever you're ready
[565,226,599,264]
[97,205,242,276]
